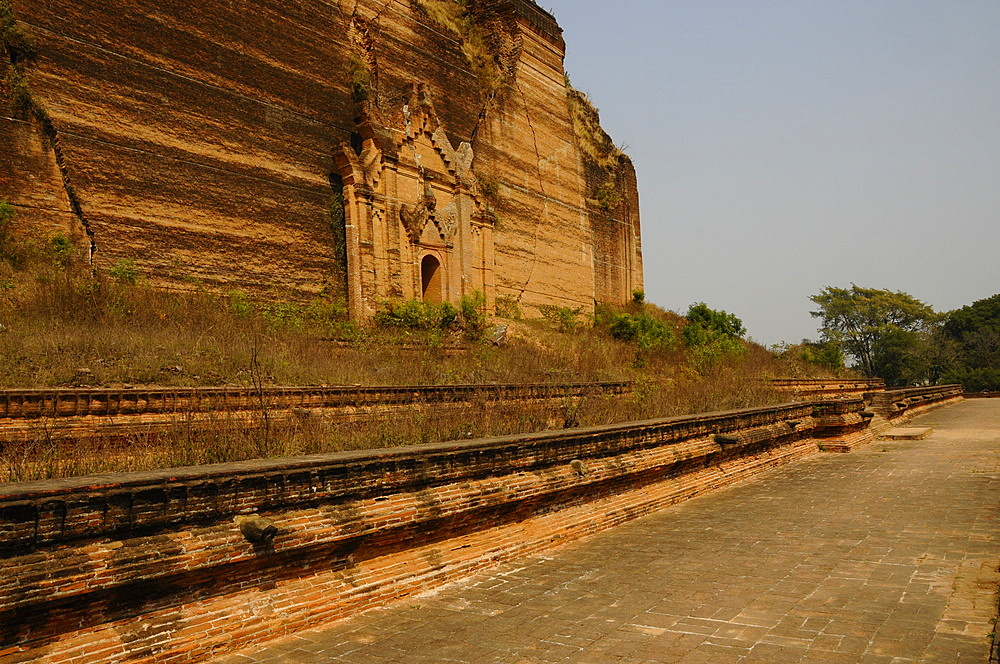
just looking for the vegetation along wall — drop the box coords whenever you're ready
[0,0,643,318]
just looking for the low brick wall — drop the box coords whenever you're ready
[0,383,627,444]
[965,391,1000,399]
[0,393,958,664]
[867,385,964,435]
[771,378,886,401]
[0,384,629,420]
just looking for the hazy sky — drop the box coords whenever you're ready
[543,0,1000,346]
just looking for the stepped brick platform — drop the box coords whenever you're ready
[213,399,1000,664]
[0,386,964,663]
[882,427,934,440]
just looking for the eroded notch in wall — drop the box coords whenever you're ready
[1,3,96,265]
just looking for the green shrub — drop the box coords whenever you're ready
[227,289,253,317]
[0,200,13,227]
[797,341,844,372]
[608,312,675,351]
[566,88,623,170]
[1,1,35,62]
[304,296,348,322]
[50,234,73,267]
[940,367,1000,392]
[2,5,39,118]
[347,54,372,102]
[688,335,746,364]
[263,301,307,330]
[458,290,487,339]
[0,201,15,263]
[684,302,745,340]
[416,0,506,96]
[108,258,138,285]
[539,304,583,332]
[494,294,521,320]
[476,172,501,199]
[593,181,621,212]
[682,302,746,362]
[375,298,458,330]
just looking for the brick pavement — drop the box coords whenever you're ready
[213,400,1000,664]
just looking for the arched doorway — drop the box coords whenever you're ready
[421,254,442,304]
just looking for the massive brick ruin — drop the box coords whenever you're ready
[0,0,643,319]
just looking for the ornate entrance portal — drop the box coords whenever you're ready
[334,85,496,321]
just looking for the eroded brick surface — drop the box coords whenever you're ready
[221,399,1000,664]
[1,0,642,315]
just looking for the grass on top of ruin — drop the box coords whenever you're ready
[0,254,827,391]
[0,252,842,481]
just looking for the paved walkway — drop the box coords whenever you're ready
[216,400,1000,664]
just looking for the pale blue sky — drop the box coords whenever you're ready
[543,0,1000,345]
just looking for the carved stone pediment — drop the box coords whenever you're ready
[435,199,459,240]
[399,178,437,243]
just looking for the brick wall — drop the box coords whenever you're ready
[0,390,961,663]
[771,378,886,400]
[867,385,964,435]
[0,382,627,445]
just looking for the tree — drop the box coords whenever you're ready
[943,294,1000,340]
[776,340,845,373]
[682,302,746,360]
[871,327,926,387]
[809,285,936,380]
[939,294,1000,391]
[683,302,745,340]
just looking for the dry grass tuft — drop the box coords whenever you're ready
[415,0,506,96]
[566,88,624,170]
[0,261,836,481]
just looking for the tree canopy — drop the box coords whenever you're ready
[683,302,745,340]
[682,302,746,360]
[809,285,936,380]
[939,294,1000,391]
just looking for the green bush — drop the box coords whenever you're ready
[304,296,348,323]
[682,302,746,362]
[940,367,1000,392]
[688,335,746,365]
[227,289,253,318]
[347,54,372,103]
[607,312,675,351]
[0,201,15,263]
[774,340,844,373]
[108,258,138,285]
[494,294,521,320]
[263,301,308,330]
[476,172,501,199]
[593,181,621,212]
[458,291,487,339]
[539,304,583,332]
[683,302,745,341]
[50,234,73,267]
[375,298,458,330]
[416,0,505,96]
[0,200,13,228]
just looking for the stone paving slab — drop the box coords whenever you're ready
[212,400,1000,664]
[881,427,934,440]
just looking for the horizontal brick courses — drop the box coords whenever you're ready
[0,388,962,663]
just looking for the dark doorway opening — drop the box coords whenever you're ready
[421,255,442,304]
